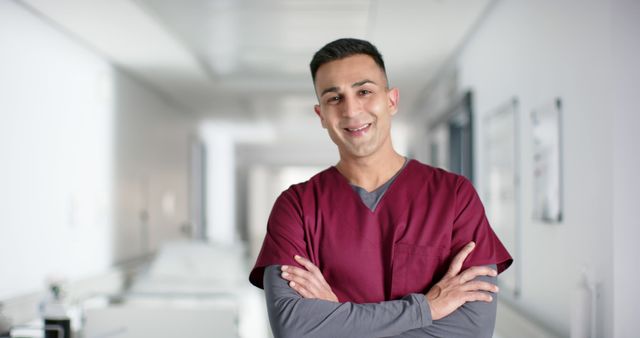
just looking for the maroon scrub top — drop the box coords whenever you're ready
[249,160,512,303]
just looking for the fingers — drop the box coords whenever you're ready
[288,280,313,298]
[445,241,475,277]
[460,280,499,293]
[293,255,328,287]
[294,255,320,273]
[458,266,498,283]
[281,259,338,302]
[464,291,494,303]
[281,266,322,294]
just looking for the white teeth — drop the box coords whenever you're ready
[346,123,370,132]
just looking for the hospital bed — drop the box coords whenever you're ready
[83,241,268,338]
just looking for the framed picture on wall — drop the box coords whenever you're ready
[531,99,563,223]
[481,98,521,297]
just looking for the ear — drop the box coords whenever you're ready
[387,87,399,116]
[314,104,327,129]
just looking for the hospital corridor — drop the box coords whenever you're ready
[1,0,639,337]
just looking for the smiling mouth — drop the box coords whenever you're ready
[344,123,372,132]
[343,123,372,137]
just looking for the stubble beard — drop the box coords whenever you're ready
[337,131,382,160]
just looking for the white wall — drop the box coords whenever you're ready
[0,0,113,299]
[611,1,640,336]
[428,0,638,336]
[0,0,194,300]
[111,69,194,262]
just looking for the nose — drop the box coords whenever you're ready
[340,95,361,118]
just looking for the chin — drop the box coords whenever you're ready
[341,144,378,159]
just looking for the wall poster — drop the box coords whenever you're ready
[481,98,521,297]
[531,99,563,223]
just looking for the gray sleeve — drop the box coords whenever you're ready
[263,265,431,338]
[264,264,498,338]
[389,264,498,338]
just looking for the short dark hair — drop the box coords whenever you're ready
[309,38,387,84]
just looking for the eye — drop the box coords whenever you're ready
[327,95,342,104]
[359,89,372,96]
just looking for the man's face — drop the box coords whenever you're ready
[313,54,399,160]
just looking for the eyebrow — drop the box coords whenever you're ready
[319,79,378,97]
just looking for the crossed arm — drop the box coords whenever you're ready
[263,242,500,338]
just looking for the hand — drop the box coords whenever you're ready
[425,242,499,320]
[280,255,339,302]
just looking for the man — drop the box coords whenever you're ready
[249,38,512,337]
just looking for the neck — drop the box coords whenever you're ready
[336,146,405,192]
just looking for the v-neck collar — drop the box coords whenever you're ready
[331,159,413,213]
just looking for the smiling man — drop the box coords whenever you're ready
[249,38,512,338]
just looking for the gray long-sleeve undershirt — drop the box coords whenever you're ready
[264,264,498,338]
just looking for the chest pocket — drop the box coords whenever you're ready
[391,243,448,299]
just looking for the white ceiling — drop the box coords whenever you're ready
[21,0,492,119]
